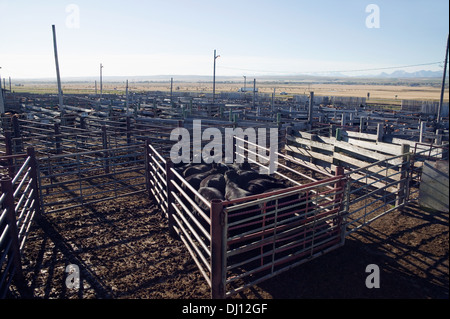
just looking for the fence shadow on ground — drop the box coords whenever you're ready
[256,202,449,299]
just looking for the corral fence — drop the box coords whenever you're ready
[145,134,347,298]
[146,122,448,298]
[1,116,182,215]
[284,125,449,235]
[0,148,40,298]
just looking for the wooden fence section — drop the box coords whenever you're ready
[285,127,448,201]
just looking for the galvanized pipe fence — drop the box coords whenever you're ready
[0,109,446,298]
[0,116,182,215]
[145,123,447,298]
[145,131,347,298]
[0,148,40,298]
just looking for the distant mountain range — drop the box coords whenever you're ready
[16,69,447,83]
[375,69,446,78]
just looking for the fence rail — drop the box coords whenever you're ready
[1,148,40,298]
[145,134,347,298]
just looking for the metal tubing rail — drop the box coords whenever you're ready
[170,181,211,240]
[222,174,346,298]
[170,168,212,219]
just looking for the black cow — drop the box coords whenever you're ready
[246,178,287,194]
[195,187,224,211]
[182,164,211,178]
[199,173,226,194]
[224,170,253,201]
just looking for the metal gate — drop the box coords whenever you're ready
[38,144,146,214]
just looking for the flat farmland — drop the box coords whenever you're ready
[11,79,448,104]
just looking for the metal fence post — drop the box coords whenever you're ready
[12,116,23,154]
[126,116,132,146]
[54,122,62,154]
[1,176,25,290]
[4,131,15,177]
[27,147,42,219]
[144,139,152,200]
[210,199,226,299]
[334,166,347,245]
[102,125,110,174]
[165,159,176,237]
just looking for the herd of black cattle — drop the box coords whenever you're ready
[174,160,289,209]
[172,160,312,238]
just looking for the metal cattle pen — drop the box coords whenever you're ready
[145,125,448,298]
[145,136,347,298]
[1,116,181,215]
[0,148,40,298]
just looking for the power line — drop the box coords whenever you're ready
[218,61,447,75]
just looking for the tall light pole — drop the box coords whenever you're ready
[213,50,220,104]
[52,25,64,112]
[437,34,449,126]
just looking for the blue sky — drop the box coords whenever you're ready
[0,0,448,79]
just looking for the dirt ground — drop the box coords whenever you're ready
[7,188,448,300]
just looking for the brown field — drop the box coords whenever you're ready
[11,80,448,104]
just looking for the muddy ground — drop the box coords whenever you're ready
[7,188,449,300]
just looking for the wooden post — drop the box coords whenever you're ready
[396,144,410,208]
[419,121,426,143]
[308,92,314,129]
[210,199,226,299]
[359,116,365,133]
[330,124,336,138]
[341,112,346,127]
[435,129,443,145]
[335,128,342,141]
[376,123,384,142]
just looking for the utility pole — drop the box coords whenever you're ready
[170,77,173,105]
[0,67,4,114]
[252,79,256,107]
[52,25,64,112]
[213,50,220,104]
[100,63,104,102]
[126,79,129,114]
[308,91,314,129]
[437,34,449,127]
